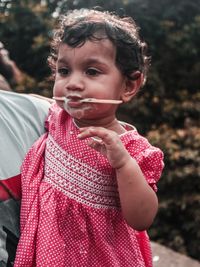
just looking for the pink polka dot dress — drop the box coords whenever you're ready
[14,104,164,267]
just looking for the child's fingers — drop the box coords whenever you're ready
[78,126,118,146]
[78,126,130,168]
[87,138,107,155]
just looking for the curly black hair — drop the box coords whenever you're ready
[48,9,150,86]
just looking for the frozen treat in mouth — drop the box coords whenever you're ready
[53,96,122,104]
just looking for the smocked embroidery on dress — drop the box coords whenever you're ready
[44,134,120,209]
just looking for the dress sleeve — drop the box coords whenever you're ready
[134,146,164,191]
[44,102,58,131]
[124,132,164,192]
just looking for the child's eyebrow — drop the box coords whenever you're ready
[82,58,108,67]
[57,57,109,68]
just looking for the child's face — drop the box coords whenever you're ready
[53,39,127,123]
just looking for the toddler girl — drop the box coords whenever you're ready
[14,9,164,267]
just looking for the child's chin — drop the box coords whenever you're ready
[67,109,87,120]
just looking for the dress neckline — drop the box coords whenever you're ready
[72,118,137,136]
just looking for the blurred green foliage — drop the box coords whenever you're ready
[0,0,200,261]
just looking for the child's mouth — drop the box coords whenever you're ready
[66,97,83,108]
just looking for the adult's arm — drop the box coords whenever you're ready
[0,90,50,200]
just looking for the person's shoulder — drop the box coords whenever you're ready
[120,122,164,188]
[0,90,50,119]
[120,122,163,156]
[0,91,51,180]
[0,90,50,107]
[119,121,147,148]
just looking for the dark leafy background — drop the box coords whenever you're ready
[0,0,199,261]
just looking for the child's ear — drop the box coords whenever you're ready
[121,71,144,103]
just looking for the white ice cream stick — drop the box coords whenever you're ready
[52,96,66,101]
[80,98,122,104]
[53,97,122,104]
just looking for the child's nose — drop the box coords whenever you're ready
[65,73,84,91]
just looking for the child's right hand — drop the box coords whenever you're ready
[78,126,159,231]
[78,126,132,169]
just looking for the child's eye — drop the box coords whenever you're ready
[57,68,69,76]
[86,68,101,76]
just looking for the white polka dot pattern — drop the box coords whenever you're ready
[14,104,164,267]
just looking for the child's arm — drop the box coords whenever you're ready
[115,157,158,231]
[78,126,159,231]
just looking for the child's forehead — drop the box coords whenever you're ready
[60,38,115,51]
[58,39,116,61]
